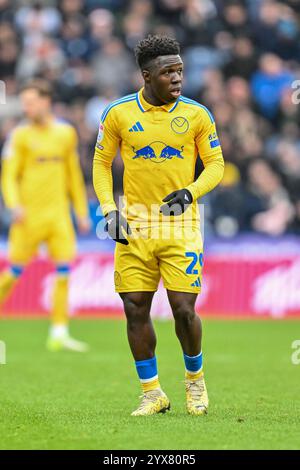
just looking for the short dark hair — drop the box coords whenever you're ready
[19,79,53,99]
[135,35,180,69]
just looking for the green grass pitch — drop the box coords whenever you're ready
[0,317,300,450]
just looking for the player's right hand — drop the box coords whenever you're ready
[104,210,131,245]
[11,206,25,223]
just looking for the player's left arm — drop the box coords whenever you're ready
[66,126,91,234]
[160,108,224,215]
[186,109,224,200]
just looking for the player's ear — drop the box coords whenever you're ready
[142,69,150,83]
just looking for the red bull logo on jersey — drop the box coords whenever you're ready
[132,141,184,163]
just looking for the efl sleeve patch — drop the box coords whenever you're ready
[97,123,104,143]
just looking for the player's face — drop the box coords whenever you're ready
[145,55,183,104]
[20,89,51,122]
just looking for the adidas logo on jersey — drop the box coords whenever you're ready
[129,122,144,132]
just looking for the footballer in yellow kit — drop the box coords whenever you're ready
[93,36,224,415]
[0,79,90,352]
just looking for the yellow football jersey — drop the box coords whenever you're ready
[1,119,88,220]
[93,88,224,227]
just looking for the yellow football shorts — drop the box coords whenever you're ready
[114,226,203,293]
[8,214,76,265]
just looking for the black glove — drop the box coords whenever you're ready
[104,210,131,245]
[160,188,193,216]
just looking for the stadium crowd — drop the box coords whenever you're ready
[0,0,300,237]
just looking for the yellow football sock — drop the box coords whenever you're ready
[135,357,161,392]
[185,369,204,381]
[51,275,69,326]
[141,377,161,393]
[0,270,18,304]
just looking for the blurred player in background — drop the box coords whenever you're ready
[0,79,91,352]
[93,36,224,416]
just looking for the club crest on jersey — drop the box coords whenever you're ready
[132,141,184,163]
[171,116,189,134]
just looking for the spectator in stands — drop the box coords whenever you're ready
[245,159,295,235]
[251,53,294,120]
